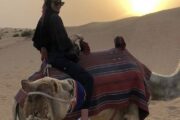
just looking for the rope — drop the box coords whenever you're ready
[28,91,73,103]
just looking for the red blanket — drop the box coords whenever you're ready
[16,48,151,120]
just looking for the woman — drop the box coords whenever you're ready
[32,0,93,119]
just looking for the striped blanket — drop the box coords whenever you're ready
[18,48,151,120]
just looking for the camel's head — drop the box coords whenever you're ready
[176,62,180,76]
[21,77,75,120]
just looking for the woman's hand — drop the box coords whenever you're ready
[40,47,48,61]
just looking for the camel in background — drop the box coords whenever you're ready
[149,63,180,100]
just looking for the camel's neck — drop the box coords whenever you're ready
[170,62,180,76]
[152,63,180,77]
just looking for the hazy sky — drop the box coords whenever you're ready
[0,0,180,28]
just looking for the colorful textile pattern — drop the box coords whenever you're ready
[47,48,151,120]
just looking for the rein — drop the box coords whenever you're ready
[27,91,75,103]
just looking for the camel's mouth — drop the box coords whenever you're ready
[26,112,52,120]
[24,94,53,120]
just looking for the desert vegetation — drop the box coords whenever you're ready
[20,30,33,37]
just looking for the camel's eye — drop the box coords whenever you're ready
[35,95,43,101]
[70,89,74,97]
[28,95,43,103]
[28,96,33,103]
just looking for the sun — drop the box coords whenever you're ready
[128,0,162,15]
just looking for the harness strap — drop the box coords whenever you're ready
[27,91,75,117]
[43,64,52,76]
[28,91,72,103]
[110,110,118,120]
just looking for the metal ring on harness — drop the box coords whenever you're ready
[43,64,52,76]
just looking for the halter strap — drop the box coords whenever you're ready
[28,91,73,103]
[43,63,52,76]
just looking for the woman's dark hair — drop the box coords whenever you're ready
[41,0,56,43]
[32,0,58,51]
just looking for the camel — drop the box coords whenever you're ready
[13,36,150,120]
[13,77,139,120]
[148,63,180,100]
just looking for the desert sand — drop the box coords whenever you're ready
[0,8,180,120]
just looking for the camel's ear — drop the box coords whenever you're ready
[21,79,32,92]
[67,80,74,87]
[61,80,74,93]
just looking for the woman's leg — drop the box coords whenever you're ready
[81,109,89,120]
[49,56,93,120]
[49,55,94,110]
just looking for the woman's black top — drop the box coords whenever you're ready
[32,13,73,54]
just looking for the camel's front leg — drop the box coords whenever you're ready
[90,108,124,120]
[124,103,139,120]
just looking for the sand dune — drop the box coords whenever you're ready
[0,7,180,120]
[67,7,180,74]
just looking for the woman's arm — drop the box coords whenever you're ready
[33,18,48,61]
[40,47,48,61]
[32,19,43,51]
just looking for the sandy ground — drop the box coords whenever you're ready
[0,38,40,120]
[146,98,180,120]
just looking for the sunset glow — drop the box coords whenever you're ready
[0,0,179,28]
[128,0,163,15]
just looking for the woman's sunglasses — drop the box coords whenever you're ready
[53,1,65,6]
